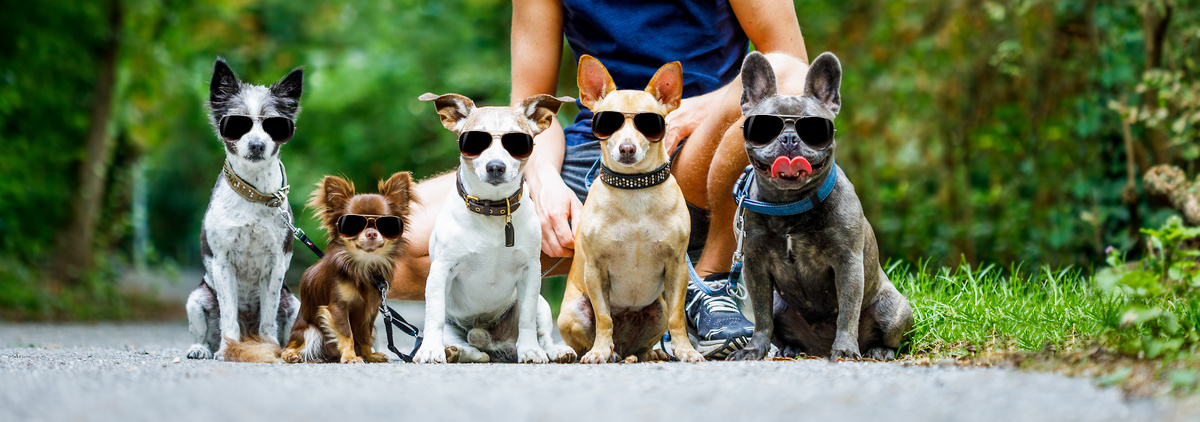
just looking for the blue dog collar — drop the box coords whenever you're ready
[732,161,838,216]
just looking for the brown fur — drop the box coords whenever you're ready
[222,335,285,363]
[279,172,416,363]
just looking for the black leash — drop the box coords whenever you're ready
[277,208,422,362]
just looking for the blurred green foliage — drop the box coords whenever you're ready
[2,0,1199,291]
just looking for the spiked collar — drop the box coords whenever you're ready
[600,162,671,190]
[732,161,838,216]
[223,160,290,207]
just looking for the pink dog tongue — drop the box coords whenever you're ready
[771,156,812,178]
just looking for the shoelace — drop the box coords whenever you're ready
[688,284,741,327]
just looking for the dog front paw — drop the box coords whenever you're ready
[517,345,549,364]
[673,348,705,363]
[829,345,862,361]
[545,345,578,364]
[728,346,768,361]
[213,345,229,361]
[865,347,897,361]
[280,349,303,363]
[413,344,447,364]
[340,355,364,364]
[580,346,619,364]
[186,344,213,360]
[364,352,389,363]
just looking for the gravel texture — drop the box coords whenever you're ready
[0,305,1192,422]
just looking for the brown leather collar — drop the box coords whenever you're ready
[456,172,522,216]
[222,160,290,207]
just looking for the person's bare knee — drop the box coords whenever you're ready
[388,171,455,299]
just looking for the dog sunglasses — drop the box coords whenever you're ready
[218,115,296,143]
[457,131,535,159]
[336,214,403,239]
[591,111,667,142]
[742,115,836,149]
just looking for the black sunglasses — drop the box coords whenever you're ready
[742,115,836,149]
[219,115,296,143]
[337,214,403,239]
[457,131,535,159]
[591,111,667,142]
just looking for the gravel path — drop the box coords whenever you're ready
[0,309,1193,422]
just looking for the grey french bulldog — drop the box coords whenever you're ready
[726,51,913,361]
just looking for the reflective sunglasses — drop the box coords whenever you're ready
[457,131,535,159]
[591,111,667,142]
[742,115,836,149]
[336,214,403,239]
[218,115,296,143]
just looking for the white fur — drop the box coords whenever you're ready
[414,104,572,364]
[185,82,297,360]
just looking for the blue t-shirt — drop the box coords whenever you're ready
[561,0,750,146]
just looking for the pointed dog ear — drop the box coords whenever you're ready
[739,52,777,115]
[646,61,682,113]
[378,171,416,217]
[307,175,355,233]
[519,94,575,134]
[804,52,842,115]
[577,55,616,110]
[210,57,241,106]
[270,66,304,116]
[419,93,476,133]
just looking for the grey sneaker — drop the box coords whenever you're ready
[685,272,753,359]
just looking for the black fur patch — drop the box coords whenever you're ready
[269,67,303,117]
[200,229,213,258]
[209,58,242,125]
[283,228,293,254]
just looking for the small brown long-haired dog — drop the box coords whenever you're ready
[277,171,416,363]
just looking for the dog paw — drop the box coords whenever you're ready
[639,349,670,362]
[865,347,897,361]
[580,349,619,364]
[829,346,862,362]
[544,345,578,364]
[728,346,768,361]
[364,352,390,363]
[186,344,213,360]
[414,344,447,364]
[280,349,303,364]
[340,355,364,364]
[779,345,804,358]
[517,345,549,364]
[213,346,229,361]
[674,348,705,363]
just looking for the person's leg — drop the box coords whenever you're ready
[674,52,809,278]
[388,171,454,300]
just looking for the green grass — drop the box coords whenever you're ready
[893,259,1117,356]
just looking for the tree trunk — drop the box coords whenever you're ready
[51,0,123,283]
[1140,2,1172,165]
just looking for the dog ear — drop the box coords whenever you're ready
[419,93,476,133]
[804,52,842,115]
[577,55,616,110]
[269,66,304,116]
[307,176,355,233]
[519,94,575,134]
[210,57,241,107]
[739,52,777,115]
[646,61,682,113]
[378,171,416,217]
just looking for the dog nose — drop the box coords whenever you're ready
[486,160,506,177]
[365,230,378,240]
[618,144,636,156]
[778,133,801,153]
[248,140,266,155]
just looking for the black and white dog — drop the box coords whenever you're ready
[186,58,303,360]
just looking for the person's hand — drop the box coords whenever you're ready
[664,92,720,154]
[529,172,582,257]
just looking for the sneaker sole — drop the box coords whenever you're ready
[693,335,749,360]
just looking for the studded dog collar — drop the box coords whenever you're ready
[456,172,523,247]
[599,162,671,190]
[222,160,290,207]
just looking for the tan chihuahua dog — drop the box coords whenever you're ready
[557,55,704,363]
